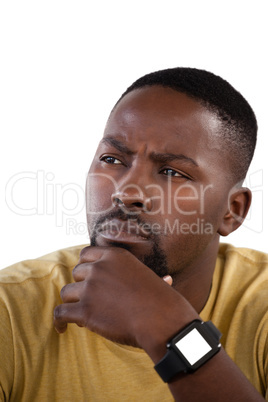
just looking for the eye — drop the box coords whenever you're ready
[161,168,183,177]
[160,168,192,180]
[100,156,122,165]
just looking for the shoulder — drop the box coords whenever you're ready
[218,243,268,265]
[218,243,268,281]
[0,244,86,285]
[215,245,268,393]
[0,244,87,308]
[213,243,268,324]
[203,243,268,327]
[0,244,87,332]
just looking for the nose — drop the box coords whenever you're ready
[111,188,152,213]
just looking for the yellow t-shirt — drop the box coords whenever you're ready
[0,244,267,401]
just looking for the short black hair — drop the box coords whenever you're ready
[118,67,257,182]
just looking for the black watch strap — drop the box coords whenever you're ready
[154,347,186,382]
[204,320,221,342]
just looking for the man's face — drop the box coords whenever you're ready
[86,86,232,281]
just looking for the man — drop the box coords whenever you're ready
[1,68,267,401]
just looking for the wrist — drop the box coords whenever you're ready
[140,315,199,363]
[136,304,200,363]
[154,320,222,383]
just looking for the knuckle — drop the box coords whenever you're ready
[72,264,80,278]
[53,305,63,321]
[79,246,107,264]
[60,284,68,300]
[73,262,92,282]
[79,246,90,260]
[79,246,96,264]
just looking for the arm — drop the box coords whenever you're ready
[54,246,265,401]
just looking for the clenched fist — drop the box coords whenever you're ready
[54,246,198,361]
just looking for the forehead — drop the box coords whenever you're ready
[104,86,223,160]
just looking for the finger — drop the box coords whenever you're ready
[60,282,83,302]
[79,246,105,264]
[53,302,84,334]
[162,275,173,286]
[72,263,92,282]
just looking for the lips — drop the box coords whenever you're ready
[97,218,151,244]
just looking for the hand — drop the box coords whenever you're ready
[54,246,198,355]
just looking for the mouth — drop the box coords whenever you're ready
[96,218,151,245]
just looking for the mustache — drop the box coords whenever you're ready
[91,208,154,236]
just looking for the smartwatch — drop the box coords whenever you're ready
[154,319,222,382]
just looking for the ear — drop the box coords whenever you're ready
[218,187,252,236]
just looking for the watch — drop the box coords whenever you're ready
[154,319,222,382]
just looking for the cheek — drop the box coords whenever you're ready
[153,185,221,249]
[158,184,214,221]
[169,183,226,227]
[86,172,116,215]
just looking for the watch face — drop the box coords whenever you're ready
[175,328,212,365]
[169,320,221,371]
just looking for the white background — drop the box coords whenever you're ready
[0,1,267,269]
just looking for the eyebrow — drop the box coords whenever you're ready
[101,137,198,167]
[150,152,199,167]
[101,138,134,155]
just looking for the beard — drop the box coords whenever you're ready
[140,241,169,278]
[89,208,169,278]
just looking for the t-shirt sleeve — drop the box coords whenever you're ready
[0,297,14,401]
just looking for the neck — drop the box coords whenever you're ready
[172,235,220,313]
